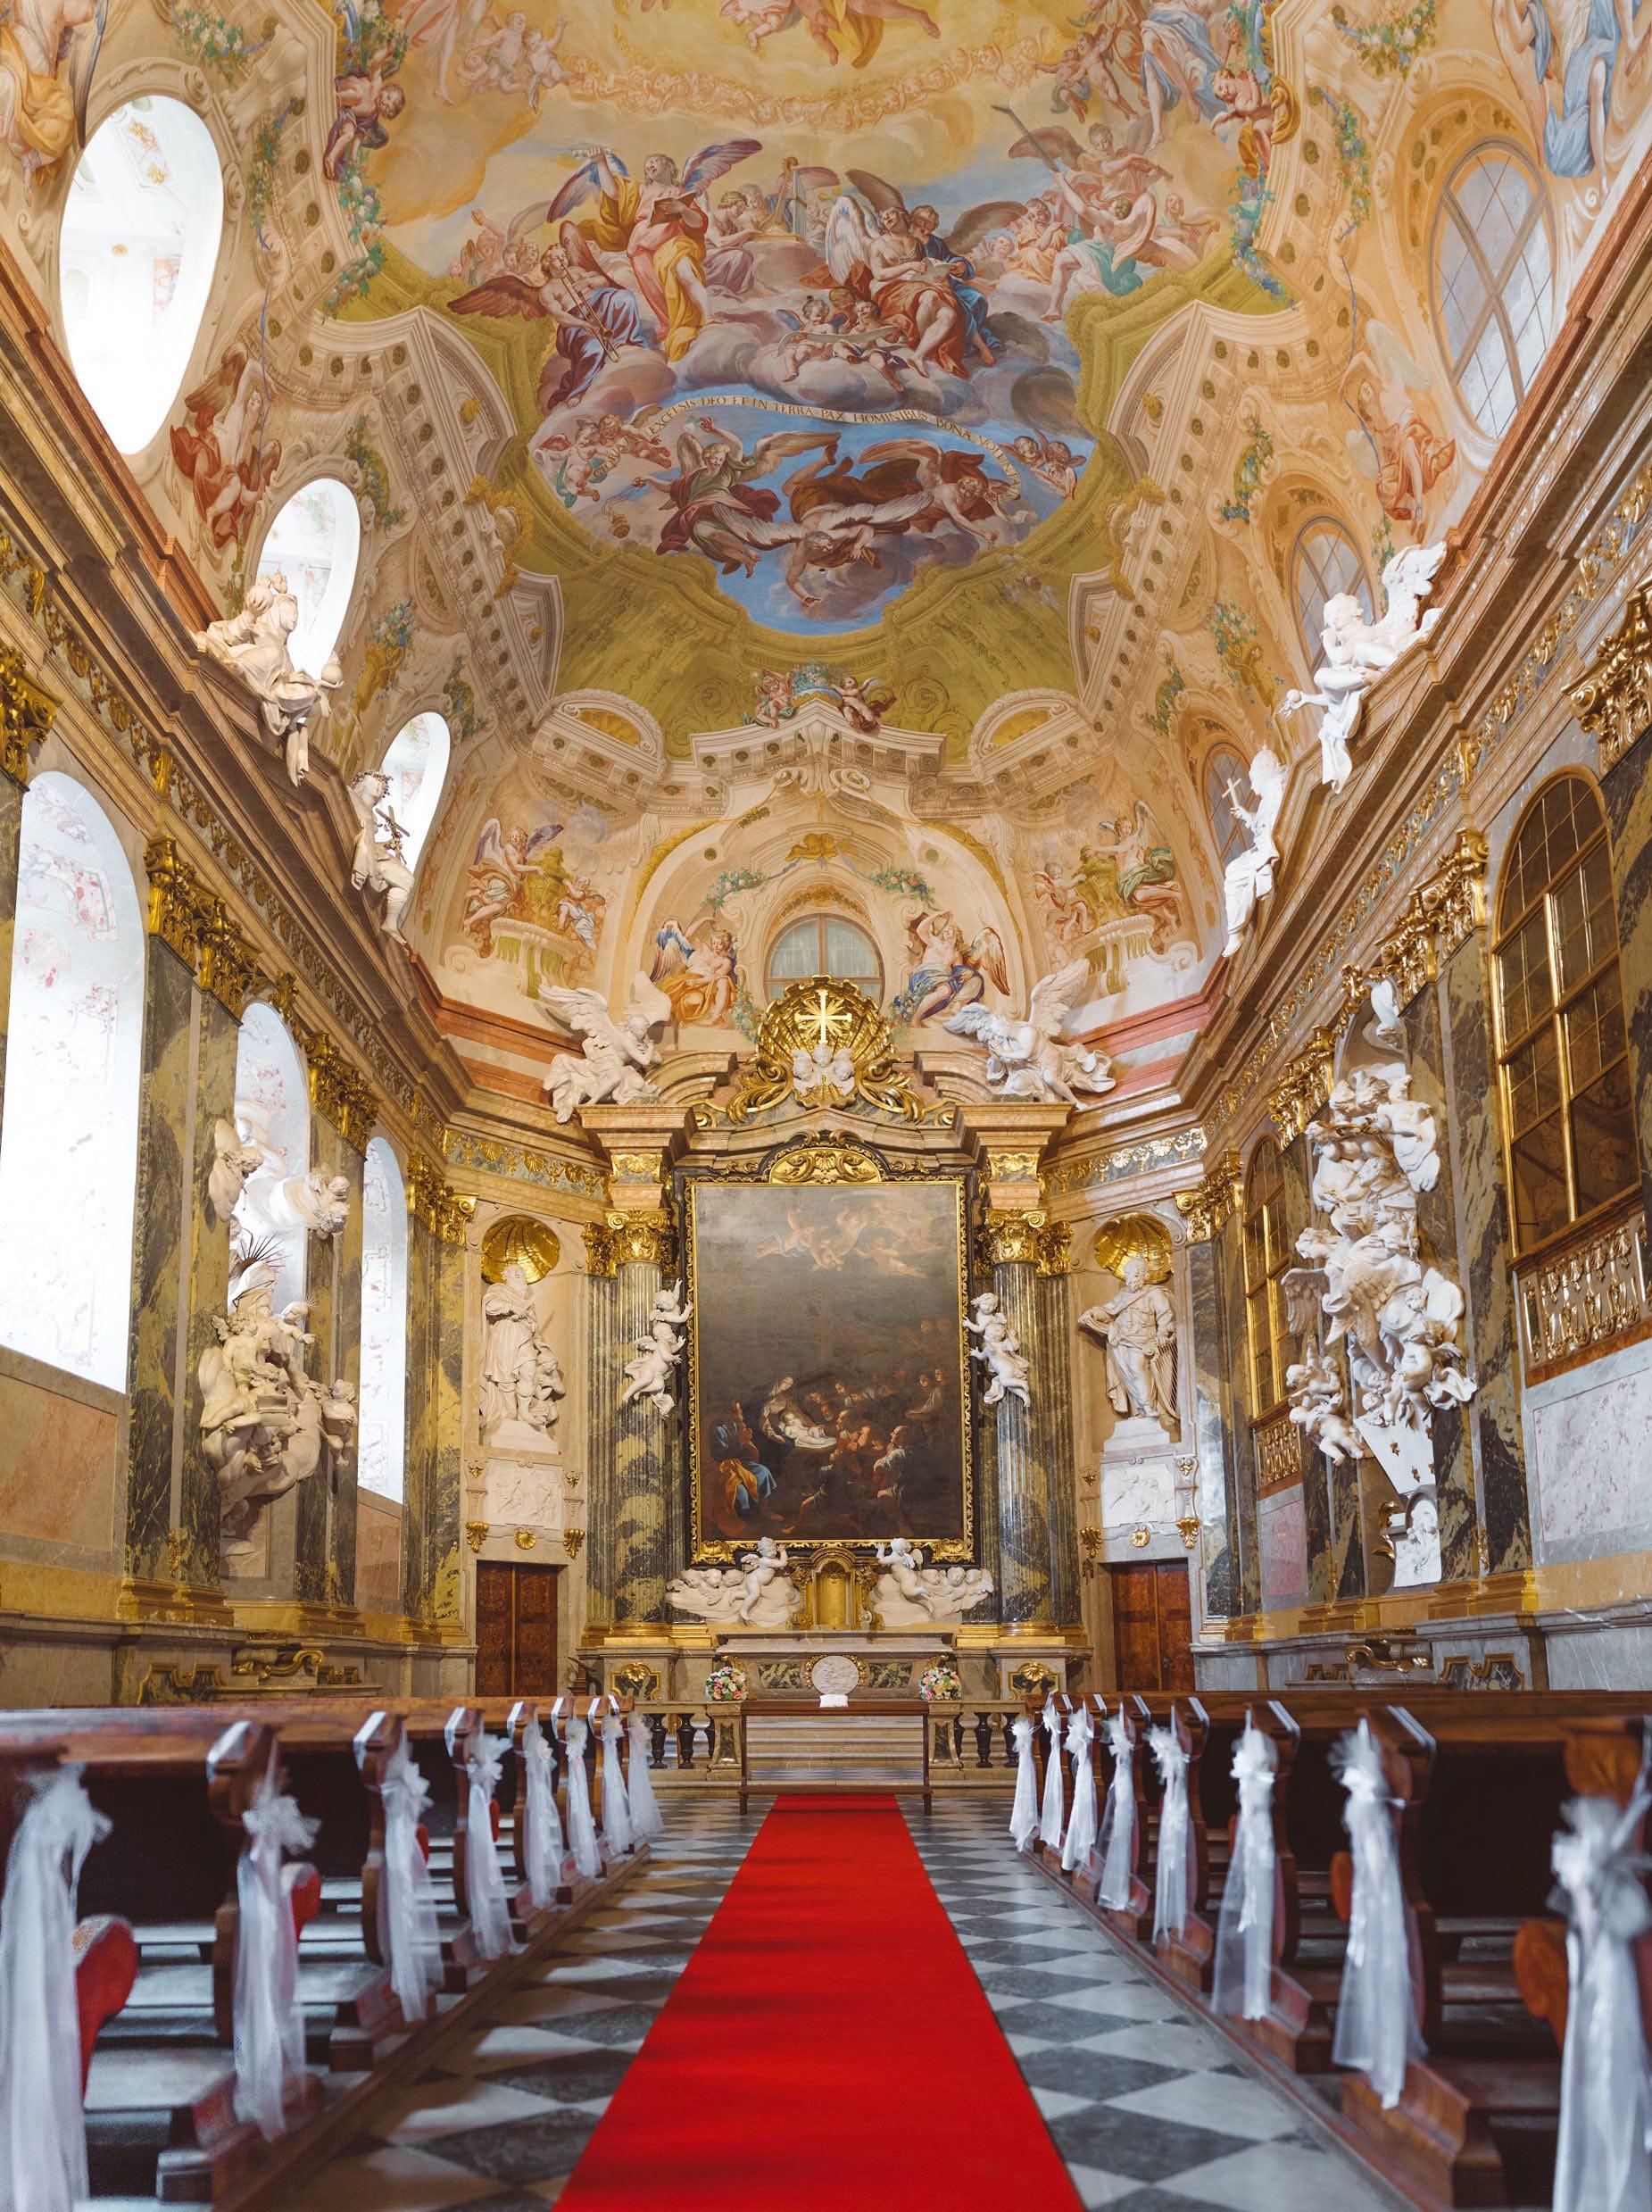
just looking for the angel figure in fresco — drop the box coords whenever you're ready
[1491,0,1652,182]
[652,418,839,571]
[898,908,1009,1025]
[448,201,546,285]
[547,141,763,363]
[461,818,563,954]
[0,0,103,197]
[451,237,646,420]
[456,10,568,108]
[718,0,936,67]
[1086,801,1186,952]
[1041,0,1147,120]
[397,0,490,100]
[170,339,281,551]
[1341,324,1457,536]
[539,972,671,1121]
[321,11,407,183]
[825,180,1012,377]
[650,914,740,1026]
[1010,432,1083,499]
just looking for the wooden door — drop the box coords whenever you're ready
[474,1561,559,1698]
[1108,1561,1194,1692]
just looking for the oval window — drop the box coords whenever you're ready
[378,712,451,870]
[59,97,225,456]
[254,478,361,675]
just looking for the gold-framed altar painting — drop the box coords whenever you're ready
[685,1176,973,1557]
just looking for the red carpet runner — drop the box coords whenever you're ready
[556,1794,1082,2210]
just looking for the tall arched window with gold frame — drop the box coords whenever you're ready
[1242,1139,1293,1418]
[1493,771,1639,1255]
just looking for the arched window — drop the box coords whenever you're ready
[58,97,224,455]
[1493,772,1638,1254]
[0,775,145,1386]
[378,713,451,871]
[1432,146,1553,438]
[255,478,361,675]
[359,1137,407,1501]
[1242,1139,1293,1419]
[232,1000,310,1313]
[1291,519,1372,668]
[1204,744,1253,869]
[766,913,882,1001]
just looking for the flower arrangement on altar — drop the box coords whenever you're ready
[705,1659,749,1703]
[918,1660,963,1702]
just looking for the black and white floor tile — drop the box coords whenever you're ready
[286,1796,1399,2211]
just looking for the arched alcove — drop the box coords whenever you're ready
[232,999,310,1314]
[58,96,224,457]
[0,773,145,1387]
[254,478,361,676]
[378,712,452,872]
[359,1135,408,1503]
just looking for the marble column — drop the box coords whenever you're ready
[1037,1232,1082,1628]
[401,1210,436,1624]
[1599,687,1652,1226]
[399,1164,472,1630]
[431,1227,467,1631]
[0,650,55,1129]
[177,989,241,1586]
[1279,1131,1337,1605]
[982,1214,1052,1627]
[1177,1155,1242,1620]
[585,1210,676,1629]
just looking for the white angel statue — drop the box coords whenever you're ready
[735,1536,791,1624]
[1284,1341,1361,1465]
[943,958,1114,1105]
[194,571,342,782]
[207,1116,265,1223]
[874,1537,934,1616]
[540,971,671,1122]
[792,1037,855,1104]
[1222,744,1287,956]
[1279,543,1447,791]
[967,1291,1031,1409]
[348,770,416,944]
[619,1281,692,1418]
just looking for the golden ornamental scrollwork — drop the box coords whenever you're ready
[1269,1027,1338,1143]
[608,1149,666,1186]
[144,835,261,1017]
[1092,1214,1173,1283]
[0,644,55,786]
[768,1137,883,1185]
[407,1151,476,1243]
[563,1527,586,1559]
[985,1149,1043,1185]
[1174,1151,1242,1243]
[979,1208,1049,1268]
[1035,1220,1071,1276]
[1571,582,1652,772]
[306,1030,381,1154]
[585,1207,675,1276]
[694,974,950,1127]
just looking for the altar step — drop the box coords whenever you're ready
[743,1712,926,1792]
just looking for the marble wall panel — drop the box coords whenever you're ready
[178,994,237,1590]
[1186,1235,1237,1618]
[355,1490,403,1614]
[1256,1484,1308,1610]
[0,774,21,1126]
[0,1359,120,1551]
[431,1235,467,1626]
[122,943,193,1581]
[1528,1339,1652,1561]
[1602,730,1652,1229]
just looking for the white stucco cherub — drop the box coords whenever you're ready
[967,1291,1031,1409]
[619,1281,692,1418]
[944,957,1114,1106]
[540,972,671,1122]
[348,769,417,944]
[1278,543,1446,790]
[1222,744,1287,956]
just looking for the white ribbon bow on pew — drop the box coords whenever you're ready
[1060,1706,1099,1874]
[1009,1715,1039,1854]
[1148,1724,1191,1942]
[597,1706,634,1857]
[1331,1720,1424,2110]
[0,1765,108,2212]
[1038,1698,1067,1850]
[1095,1711,1138,1910]
[1213,1717,1276,2023]
[561,1715,604,1881]
[1550,1775,1652,2212]
[626,1714,666,1845]
[521,1718,568,1914]
[459,1729,514,1961]
[378,1741,444,2025]
[233,1754,320,2141]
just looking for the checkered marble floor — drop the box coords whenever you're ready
[283,1797,1399,2211]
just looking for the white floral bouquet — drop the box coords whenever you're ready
[705,1659,749,1703]
[918,1660,963,1702]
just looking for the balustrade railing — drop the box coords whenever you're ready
[1516,1196,1652,1377]
[631,1698,1029,1781]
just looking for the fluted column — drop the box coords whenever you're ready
[585,1207,677,1628]
[1037,1227,1082,1626]
[1175,1154,1244,1621]
[981,1210,1053,1627]
[403,1155,474,1632]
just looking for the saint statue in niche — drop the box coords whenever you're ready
[1079,1253,1178,1434]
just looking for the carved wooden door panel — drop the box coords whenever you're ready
[1109,1562,1195,1692]
[474,1561,559,1697]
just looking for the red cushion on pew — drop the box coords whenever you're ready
[286,1862,322,1939]
[1330,1850,1353,1925]
[72,1915,138,2093]
[490,1800,502,1843]
[416,1823,430,1861]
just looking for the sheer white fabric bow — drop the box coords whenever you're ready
[1060,1707,1099,1874]
[1212,1718,1276,2022]
[562,1717,604,1880]
[1009,1716,1040,1853]
[1038,1699,1067,1850]
[461,1730,514,1960]
[1331,1720,1424,2108]
[520,1718,567,1914]
[626,1714,665,1845]
[233,1757,320,2141]
[1551,1781,1652,2212]
[598,1709,634,1856]
[1095,1712,1138,1910]
[1148,1724,1192,1943]
[378,1740,443,2024]
[0,1765,109,2212]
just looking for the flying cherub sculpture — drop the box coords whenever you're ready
[539,971,672,1121]
[619,1282,693,1418]
[1278,543,1447,791]
[943,957,1114,1105]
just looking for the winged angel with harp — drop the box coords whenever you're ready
[539,973,671,1122]
[945,958,1115,1105]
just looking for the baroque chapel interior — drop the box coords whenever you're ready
[1,0,1650,2206]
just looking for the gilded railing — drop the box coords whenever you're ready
[1254,1405,1300,1493]
[1517,1199,1652,1377]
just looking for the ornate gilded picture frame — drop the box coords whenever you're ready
[683,1141,974,1563]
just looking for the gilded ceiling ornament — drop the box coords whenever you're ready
[1174,1152,1242,1243]
[768,1138,883,1185]
[1092,1214,1173,1284]
[480,1214,563,1285]
[0,644,54,786]
[408,1152,477,1243]
[1570,581,1652,773]
[696,974,947,1127]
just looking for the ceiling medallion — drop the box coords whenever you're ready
[480,1213,562,1285]
[694,973,952,1128]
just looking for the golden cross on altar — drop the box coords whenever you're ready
[800,987,851,1052]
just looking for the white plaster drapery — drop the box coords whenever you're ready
[1095,1711,1138,1911]
[377,1740,444,2023]
[521,1717,567,1915]
[1009,1716,1039,1853]
[626,1714,665,1845]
